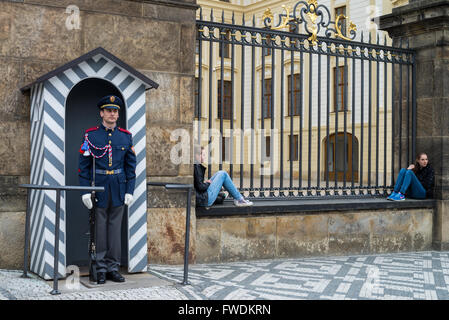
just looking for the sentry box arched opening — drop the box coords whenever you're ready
[21,47,158,280]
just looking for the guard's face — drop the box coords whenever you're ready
[100,108,119,126]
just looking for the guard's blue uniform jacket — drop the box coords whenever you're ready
[78,124,137,208]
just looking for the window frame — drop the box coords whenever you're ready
[287,73,301,116]
[262,78,272,119]
[335,6,347,38]
[288,134,299,161]
[333,65,348,112]
[217,80,232,120]
[219,30,231,59]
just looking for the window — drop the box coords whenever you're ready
[195,39,200,55]
[263,34,272,56]
[335,6,347,37]
[262,78,272,118]
[289,135,299,161]
[289,23,298,34]
[219,30,231,59]
[222,137,231,162]
[194,78,199,119]
[217,80,232,119]
[288,74,301,116]
[333,66,348,112]
[265,136,271,158]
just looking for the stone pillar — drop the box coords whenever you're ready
[378,0,449,249]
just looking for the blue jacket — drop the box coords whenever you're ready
[78,124,137,208]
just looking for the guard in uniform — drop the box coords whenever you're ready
[78,95,137,284]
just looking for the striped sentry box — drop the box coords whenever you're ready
[22,48,158,280]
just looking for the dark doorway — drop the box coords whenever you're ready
[65,78,128,268]
[324,133,359,182]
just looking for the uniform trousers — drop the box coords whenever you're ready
[95,190,125,273]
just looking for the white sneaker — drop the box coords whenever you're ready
[234,198,254,207]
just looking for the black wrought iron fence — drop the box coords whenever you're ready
[195,1,416,199]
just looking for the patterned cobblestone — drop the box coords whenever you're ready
[0,269,189,300]
[2,251,449,300]
[150,251,449,300]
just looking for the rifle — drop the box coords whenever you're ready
[88,156,97,283]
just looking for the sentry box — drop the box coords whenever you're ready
[20,47,158,280]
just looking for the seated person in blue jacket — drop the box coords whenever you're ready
[387,152,435,201]
[194,145,253,207]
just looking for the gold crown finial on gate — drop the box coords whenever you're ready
[308,0,318,8]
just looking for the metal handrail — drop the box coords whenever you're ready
[19,184,104,295]
[147,181,194,285]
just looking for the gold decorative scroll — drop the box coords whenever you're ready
[262,8,273,24]
[335,14,357,41]
[308,27,318,46]
[263,6,291,30]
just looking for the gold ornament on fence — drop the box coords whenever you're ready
[262,0,357,46]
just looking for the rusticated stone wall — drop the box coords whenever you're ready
[196,208,433,263]
[0,0,198,268]
[378,0,449,251]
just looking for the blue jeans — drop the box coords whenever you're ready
[393,168,426,199]
[207,170,243,206]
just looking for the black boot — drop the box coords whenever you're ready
[106,270,125,282]
[97,272,106,285]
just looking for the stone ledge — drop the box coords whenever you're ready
[195,203,434,263]
[196,198,437,218]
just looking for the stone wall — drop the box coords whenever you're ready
[378,0,449,250]
[196,208,433,263]
[0,0,198,269]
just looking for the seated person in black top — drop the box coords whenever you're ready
[387,152,435,201]
[194,145,253,207]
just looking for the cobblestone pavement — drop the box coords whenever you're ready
[2,251,449,300]
[0,269,188,300]
[150,251,449,300]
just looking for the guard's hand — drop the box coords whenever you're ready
[124,193,134,206]
[82,193,93,209]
